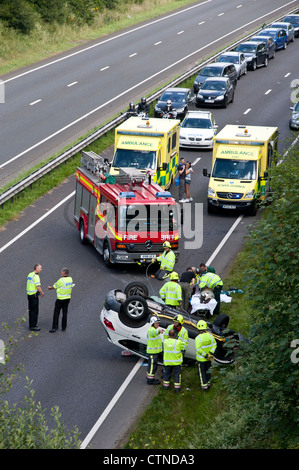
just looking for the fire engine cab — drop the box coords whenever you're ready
[74,151,180,266]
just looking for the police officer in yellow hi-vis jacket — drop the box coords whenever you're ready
[26,263,44,331]
[48,268,74,333]
[195,320,217,391]
[146,316,164,385]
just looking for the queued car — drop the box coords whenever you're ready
[217,51,247,79]
[283,14,299,37]
[195,77,235,108]
[100,281,247,365]
[256,28,288,50]
[179,110,218,149]
[234,41,269,70]
[154,87,193,120]
[250,35,276,59]
[193,62,238,93]
[289,102,299,130]
[270,21,295,43]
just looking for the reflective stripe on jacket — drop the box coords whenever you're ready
[159,281,182,306]
[26,272,40,295]
[198,272,223,290]
[164,324,189,351]
[54,277,74,300]
[146,326,163,354]
[157,250,175,272]
[195,331,217,362]
[163,338,184,366]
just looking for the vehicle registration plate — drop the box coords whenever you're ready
[222,204,236,209]
[141,254,155,259]
[205,99,214,103]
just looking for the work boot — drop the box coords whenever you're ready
[147,379,160,385]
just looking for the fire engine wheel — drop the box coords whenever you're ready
[120,295,148,327]
[79,220,87,244]
[124,281,149,298]
[103,242,112,267]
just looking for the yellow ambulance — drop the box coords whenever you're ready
[109,116,181,189]
[203,124,279,215]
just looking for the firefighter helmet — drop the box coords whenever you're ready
[150,316,160,326]
[174,314,184,325]
[197,320,208,330]
[163,241,171,248]
[170,271,179,280]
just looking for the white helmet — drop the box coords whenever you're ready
[150,316,160,326]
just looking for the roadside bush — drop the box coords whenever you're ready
[29,0,67,24]
[0,0,38,34]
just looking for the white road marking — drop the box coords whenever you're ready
[198,21,205,25]
[285,72,291,77]
[67,81,78,87]
[100,66,110,71]
[192,157,201,165]
[218,13,224,17]
[237,5,243,8]
[154,41,162,45]
[177,30,184,35]
[244,108,251,114]
[129,53,138,57]
[2,0,296,170]
[205,215,244,266]
[265,89,272,94]
[29,99,42,106]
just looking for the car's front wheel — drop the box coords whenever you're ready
[120,295,149,327]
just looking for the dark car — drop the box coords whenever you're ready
[193,62,238,93]
[235,41,268,71]
[195,77,235,108]
[256,28,288,50]
[154,87,193,120]
[283,14,299,37]
[250,35,276,59]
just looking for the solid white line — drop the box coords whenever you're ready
[0,191,75,254]
[67,81,78,87]
[244,108,251,114]
[198,21,205,25]
[2,1,296,170]
[237,5,243,8]
[218,13,224,16]
[2,1,213,84]
[205,215,244,266]
[80,358,143,449]
[29,99,42,106]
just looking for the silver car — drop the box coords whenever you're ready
[270,22,295,44]
[179,110,218,149]
[289,102,299,130]
[218,51,247,79]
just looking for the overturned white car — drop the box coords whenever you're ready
[100,282,247,365]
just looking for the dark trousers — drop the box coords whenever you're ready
[27,293,39,328]
[197,361,212,389]
[163,364,181,391]
[179,178,185,200]
[155,269,171,280]
[147,353,159,383]
[52,298,70,330]
[213,285,222,315]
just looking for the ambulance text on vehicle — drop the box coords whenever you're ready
[74,151,180,266]
[109,116,181,189]
[203,124,279,215]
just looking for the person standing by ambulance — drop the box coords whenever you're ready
[26,263,44,331]
[48,268,74,333]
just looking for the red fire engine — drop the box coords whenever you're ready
[74,151,180,266]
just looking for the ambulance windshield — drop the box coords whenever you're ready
[113,149,156,170]
[118,204,179,232]
[212,159,257,180]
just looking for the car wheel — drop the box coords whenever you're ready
[124,281,149,298]
[283,41,287,50]
[213,313,230,329]
[247,200,258,216]
[271,50,275,59]
[231,91,235,104]
[103,241,112,267]
[121,295,148,327]
[244,66,247,76]
[251,60,256,71]
[79,219,87,245]
[223,96,228,108]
